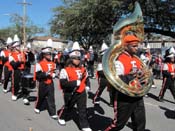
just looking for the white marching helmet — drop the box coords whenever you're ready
[26,42,31,49]
[165,46,175,58]
[69,41,81,57]
[146,43,150,49]
[6,37,13,46]
[41,39,53,54]
[89,45,93,52]
[167,54,175,58]
[12,34,20,47]
[13,34,20,42]
[41,47,52,53]
[169,47,175,54]
[100,41,109,55]
[46,38,53,48]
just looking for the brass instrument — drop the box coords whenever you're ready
[102,2,153,97]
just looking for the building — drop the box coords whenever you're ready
[29,36,67,50]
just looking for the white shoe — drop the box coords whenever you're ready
[51,115,58,119]
[23,98,29,105]
[82,127,92,131]
[34,108,40,114]
[85,86,90,92]
[58,118,66,126]
[151,85,156,88]
[93,101,100,104]
[144,94,149,98]
[92,76,96,79]
[12,95,17,101]
[3,89,8,93]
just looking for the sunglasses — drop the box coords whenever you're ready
[44,53,52,55]
[71,56,81,60]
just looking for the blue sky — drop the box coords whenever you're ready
[0,0,63,30]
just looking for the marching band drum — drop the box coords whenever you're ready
[21,73,36,91]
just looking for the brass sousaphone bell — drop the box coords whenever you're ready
[102,2,153,97]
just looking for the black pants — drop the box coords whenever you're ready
[3,66,12,90]
[35,82,56,116]
[159,77,175,100]
[105,91,146,131]
[0,64,3,82]
[87,63,94,77]
[93,78,114,104]
[58,90,90,129]
[12,69,21,96]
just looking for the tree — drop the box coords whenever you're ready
[50,0,122,49]
[50,0,175,49]
[112,0,175,37]
[0,13,44,42]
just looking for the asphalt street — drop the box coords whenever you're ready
[0,78,175,131]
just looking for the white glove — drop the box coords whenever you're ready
[46,71,50,76]
[77,80,81,86]
[85,86,90,92]
[52,73,56,78]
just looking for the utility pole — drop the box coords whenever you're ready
[17,0,32,46]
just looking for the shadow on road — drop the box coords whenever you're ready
[146,93,159,101]
[87,107,112,131]
[126,122,151,131]
[28,96,37,102]
[147,93,175,104]
[88,91,111,107]
[56,106,112,131]
[159,106,175,119]
[163,99,175,104]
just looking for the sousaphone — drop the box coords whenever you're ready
[102,2,153,97]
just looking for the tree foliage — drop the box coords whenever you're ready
[50,0,122,49]
[122,0,175,39]
[0,13,44,42]
[50,0,175,49]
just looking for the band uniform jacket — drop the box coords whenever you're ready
[0,49,13,71]
[59,66,87,93]
[9,51,26,70]
[35,59,56,84]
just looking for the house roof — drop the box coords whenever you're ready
[30,36,67,43]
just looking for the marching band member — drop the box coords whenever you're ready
[0,37,13,93]
[140,44,156,90]
[54,49,64,71]
[93,42,114,106]
[34,46,58,119]
[140,43,151,66]
[85,46,95,78]
[9,35,28,104]
[158,47,175,102]
[57,41,92,131]
[105,35,146,131]
[0,48,3,85]
[24,42,35,73]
